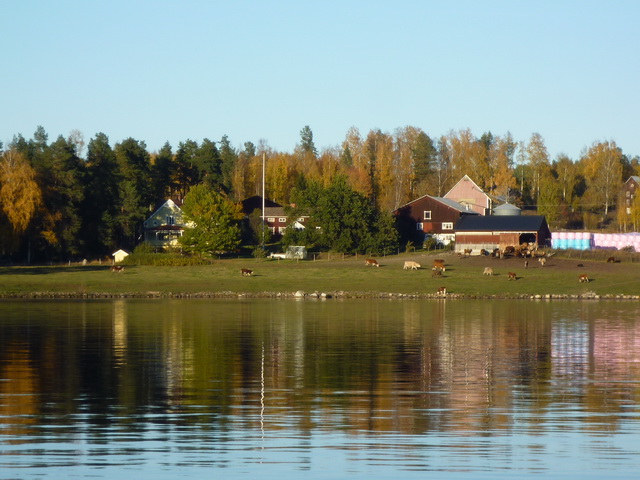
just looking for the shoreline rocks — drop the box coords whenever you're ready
[0,291,638,301]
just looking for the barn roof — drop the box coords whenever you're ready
[455,215,548,232]
[395,194,477,214]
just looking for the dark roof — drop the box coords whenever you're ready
[455,215,549,232]
[241,195,282,214]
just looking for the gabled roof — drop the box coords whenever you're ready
[455,215,548,232]
[444,175,488,198]
[625,176,640,184]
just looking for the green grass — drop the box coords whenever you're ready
[1,251,639,298]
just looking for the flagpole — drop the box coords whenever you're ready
[262,152,265,249]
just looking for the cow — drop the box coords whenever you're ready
[463,248,472,257]
[578,273,590,283]
[432,267,443,277]
[483,267,493,276]
[365,258,380,267]
[480,249,489,256]
[508,272,517,281]
[437,286,447,295]
[524,260,529,269]
[538,257,546,267]
[241,268,253,277]
[110,265,125,273]
[403,261,421,270]
[504,246,516,255]
[433,259,446,272]
[607,256,616,263]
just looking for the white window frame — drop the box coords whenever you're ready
[442,222,453,230]
[424,211,431,220]
[279,217,287,223]
[267,217,275,222]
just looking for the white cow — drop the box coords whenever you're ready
[403,261,421,270]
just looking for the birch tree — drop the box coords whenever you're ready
[581,140,623,216]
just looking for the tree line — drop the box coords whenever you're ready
[1,125,639,262]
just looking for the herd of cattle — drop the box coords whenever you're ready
[360,245,602,284]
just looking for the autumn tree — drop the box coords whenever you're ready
[0,149,42,256]
[525,133,550,204]
[581,140,623,216]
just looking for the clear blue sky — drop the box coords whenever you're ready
[2,0,639,160]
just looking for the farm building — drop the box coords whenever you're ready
[454,214,552,254]
[443,175,492,215]
[394,195,478,245]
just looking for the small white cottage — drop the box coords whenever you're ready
[112,249,130,263]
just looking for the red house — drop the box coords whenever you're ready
[394,195,478,245]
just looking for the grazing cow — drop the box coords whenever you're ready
[241,268,253,277]
[483,267,493,276]
[577,263,584,267]
[504,246,516,255]
[463,248,472,257]
[508,272,517,281]
[437,286,447,295]
[433,259,446,272]
[110,265,124,273]
[432,267,443,277]
[538,257,546,267]
[578,273,590,283]
[365,258,380,267]
[524,260,529,269]
[403,261,421,270]
[607,256,616,263]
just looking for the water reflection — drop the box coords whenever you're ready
[1,299,640,478]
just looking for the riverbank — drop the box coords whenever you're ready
[1,251,639,299]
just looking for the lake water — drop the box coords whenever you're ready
[1,299,640,479]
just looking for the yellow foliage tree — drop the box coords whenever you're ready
[0,150,42,235]
[581,140,623,216]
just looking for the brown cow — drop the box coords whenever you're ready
[432,267,443,277]
[110,265,125,273]
[437,286,447,295]
[433,259,446,271]
[241,268,253,277]
[508,272,517,281]
[578,273,589,283]
[463,248,472,257]
[365,258,380,267]
[607,256,616,263]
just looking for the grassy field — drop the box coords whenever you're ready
[1,251,639,298]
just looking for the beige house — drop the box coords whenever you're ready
[444,175,492,215]
[143,199,190,249]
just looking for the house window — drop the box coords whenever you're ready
[297,218,305,223]
[267,217,275,222]
[442,222,453,230]
[166,215,175,225]
[424,211,431,220]
[279,217,286,223]
[416,222,423,231]
[627,191,631,198]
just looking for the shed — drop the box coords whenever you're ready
[454,215,551,254]
[112,249,130,263]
